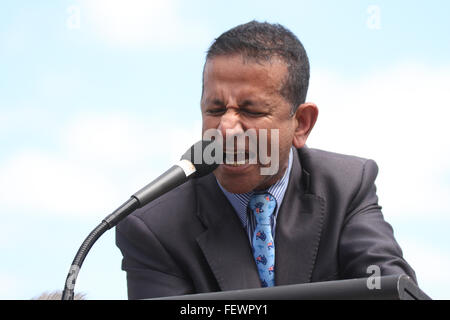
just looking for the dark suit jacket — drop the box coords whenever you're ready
[116,147,416,299]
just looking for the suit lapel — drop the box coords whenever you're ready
[275,148,325,285]
[195,175,262,291]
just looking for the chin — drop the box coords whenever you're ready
[214,164,278,194]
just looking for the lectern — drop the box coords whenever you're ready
[154,274,431,300]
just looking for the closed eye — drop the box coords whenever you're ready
[241,109,265,117]
[239,100,268,117]
[205,108,226,115]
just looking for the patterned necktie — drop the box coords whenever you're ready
[248,192,276,287]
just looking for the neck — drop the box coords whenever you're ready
[253,152,291,191]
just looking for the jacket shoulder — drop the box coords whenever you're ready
[300,147,371,168]
[298,147,379,196]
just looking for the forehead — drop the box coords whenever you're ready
[202,54,288,97]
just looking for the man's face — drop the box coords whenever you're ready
[201,54,298,194]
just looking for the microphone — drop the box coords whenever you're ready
[61,140,219,300]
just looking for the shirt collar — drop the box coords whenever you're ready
[217,148,294,228]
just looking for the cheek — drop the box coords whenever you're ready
[269,122,295,148]
[279,129,295,147]
[202,117,218,132]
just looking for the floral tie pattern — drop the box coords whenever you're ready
[249,192,276,287]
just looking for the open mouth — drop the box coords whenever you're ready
[223,150,257,166]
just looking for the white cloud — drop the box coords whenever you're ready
[80,0,210,48]
[0,149,120,218]
[0,112,201,219]
[307,62,450,220]
[62,112,201,166]
[0,274,23,299]
[400,240,450,299]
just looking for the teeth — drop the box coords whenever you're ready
[230,163,243,167]
[226,158,249,166]
[223,151,251,167]
[224,154,248,167]
[230,162,245,167]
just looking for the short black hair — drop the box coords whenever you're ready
[204,20,310,114]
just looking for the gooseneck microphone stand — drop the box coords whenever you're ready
[61,140,218,300]
[61,197,140,300]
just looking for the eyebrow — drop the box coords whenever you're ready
[211,98,226,107]
[241,99,272,111]
[239,99,254,108]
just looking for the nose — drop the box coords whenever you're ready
[217,108,244,139]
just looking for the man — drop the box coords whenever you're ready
[116,21,416,299]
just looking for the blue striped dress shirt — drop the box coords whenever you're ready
[217,148,293,244]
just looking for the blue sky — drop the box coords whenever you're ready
[1,0,449,299]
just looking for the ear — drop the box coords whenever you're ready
[292,102,319,149]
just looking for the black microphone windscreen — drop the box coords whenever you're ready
[181,140,220,178]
